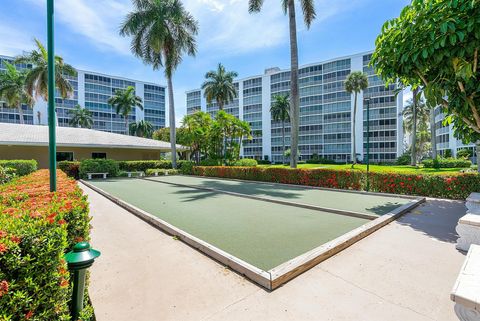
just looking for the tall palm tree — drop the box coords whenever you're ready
[120,0,198,169]
[15,38,76,102]
[201,63,238,164]
[129,120,154,138]
[249,0,316,169]
[0,61,33,124]
[402,91,430,164]
[345,71,369,166]
[201,63,238,111]
[108,86,143,134]
[270,94,290,165]
[69,104,93,128]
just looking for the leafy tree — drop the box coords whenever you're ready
[0,61,33,124]
[270,94,290,165]
[153,126,190,146]
[120,0,198,168]
[181,111,212,164]
[372,0,480,170]
[69,104,93,128]
[249,0,316,168]
[403,92,431,164]
[107,86,143,134]
[15,38,76,101]
[129,120,154,138]
[457,148,473,159]
[344,71,368,165]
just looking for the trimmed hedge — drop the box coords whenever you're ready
[0,160,37,176]
[79,159,119,179]
[118,160,172,172]
[0,166,16,184]
[0,170,92,320]
[422,157,472,168]
[145,168,179,176]
[58,161,81,179]
[234,159,258,167]
[192,166,480,199]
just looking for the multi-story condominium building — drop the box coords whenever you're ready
[186,51,404,163]
[434,107,476,157]
[0,55,166,134]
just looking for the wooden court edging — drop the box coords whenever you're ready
[80,180,425,291]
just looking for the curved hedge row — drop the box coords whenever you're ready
[192,166,480,199]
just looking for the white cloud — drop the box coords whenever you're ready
[0,22,34,56]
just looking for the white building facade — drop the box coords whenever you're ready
[0,55,166,134]
[186,51,404,163]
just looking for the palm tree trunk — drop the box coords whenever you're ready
[282,120,286,165]
[352,92,357,165]
[125,116,129,135]
[430,107,437,159]
[288,0,299,169]
[167,75,177,169]
[411,88,418,166]
[17,105,25,125]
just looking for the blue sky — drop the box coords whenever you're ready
[1,0,410,122]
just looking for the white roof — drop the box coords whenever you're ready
[0,123,188,151]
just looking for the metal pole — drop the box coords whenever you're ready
[366,98,370,192]
[47,0,57,191]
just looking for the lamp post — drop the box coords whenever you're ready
[365,97,371,192]
[65,242,101,320]
[47,0,57,191]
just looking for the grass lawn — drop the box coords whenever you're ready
[258,163,475,175]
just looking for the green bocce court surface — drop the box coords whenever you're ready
[87,177,410,271]
[147,175,412,216]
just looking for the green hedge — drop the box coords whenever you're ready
[118,160,172,172]
[145,168,179,176]
[58,161,81,179]
[0,166,16,184]
[192,166,480,199]
[0,160,37,176]
[0,170,92,320]
[306,158,336,164]
[79,159,119,179]
[234,159,258,167]
[422,157,472,168]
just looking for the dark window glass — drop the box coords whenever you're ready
[57,152,74,162]
[92,152,107,159]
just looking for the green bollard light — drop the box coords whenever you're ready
[65,242,101,321]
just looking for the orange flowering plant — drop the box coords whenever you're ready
[0,170,92,320]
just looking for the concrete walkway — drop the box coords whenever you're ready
[81,183,467,321]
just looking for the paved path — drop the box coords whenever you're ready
[81,183,467,321]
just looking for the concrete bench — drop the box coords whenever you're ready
[457,214,480,251]
[87,172,108,180]
[126,171,145,178]
[467,193,480,215]
[451,244,480,321]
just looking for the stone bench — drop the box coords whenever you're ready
[126,171,145,178]
[457,214,480,252]
[467,193,480,215]
[86,172,108,180]
[451,244,480,321]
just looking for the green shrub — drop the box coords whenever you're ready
[395,152,412,165]
[306,157,336,164]
[457,148,473,159]
[79,159,119,178]
[422,157,472,169]
[146,168,179,176]
[444,149,453,158]
[0,170,92,320]
[233,159,258,167]
[0,160,37,176]
[118,160,172,172]
[257,160,272,165]
[200,159,221,166]
[0,166,15,184]
[58,161,81,179]
[178,161,195,175]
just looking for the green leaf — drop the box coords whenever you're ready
[422,49,428,58]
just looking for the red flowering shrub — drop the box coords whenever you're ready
[0,170,92,320]
[192,166,480,199]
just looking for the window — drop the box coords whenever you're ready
[92,152,107,159]
[57,152,74,162]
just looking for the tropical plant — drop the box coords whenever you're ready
[181,111,213,164]
[107,86,143,134]
[457,148,473,159]
[120,0,198,168]
[69,104,93,128]
[15,38,76,101]
[344,71,368,165]
[0,61,33,124]
[129,120,154,138]
[403,92,431,164]
[372,0,480,170]
[270,94,290,165]
[249,0,316,168]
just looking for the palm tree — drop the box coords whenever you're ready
[345,71,369,166]
[15,38,76,102]
[0,61,33,124]
[120,0,198,169]
[201,63,238,164]
[249,0,316,169]
[270,94,290,165]
[108,86,143,134]
[69,104,93,128]
[402,91,430,164]
[129,120,154,138]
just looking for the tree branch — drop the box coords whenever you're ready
[415,70,429,87]
[474,48,478,73]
